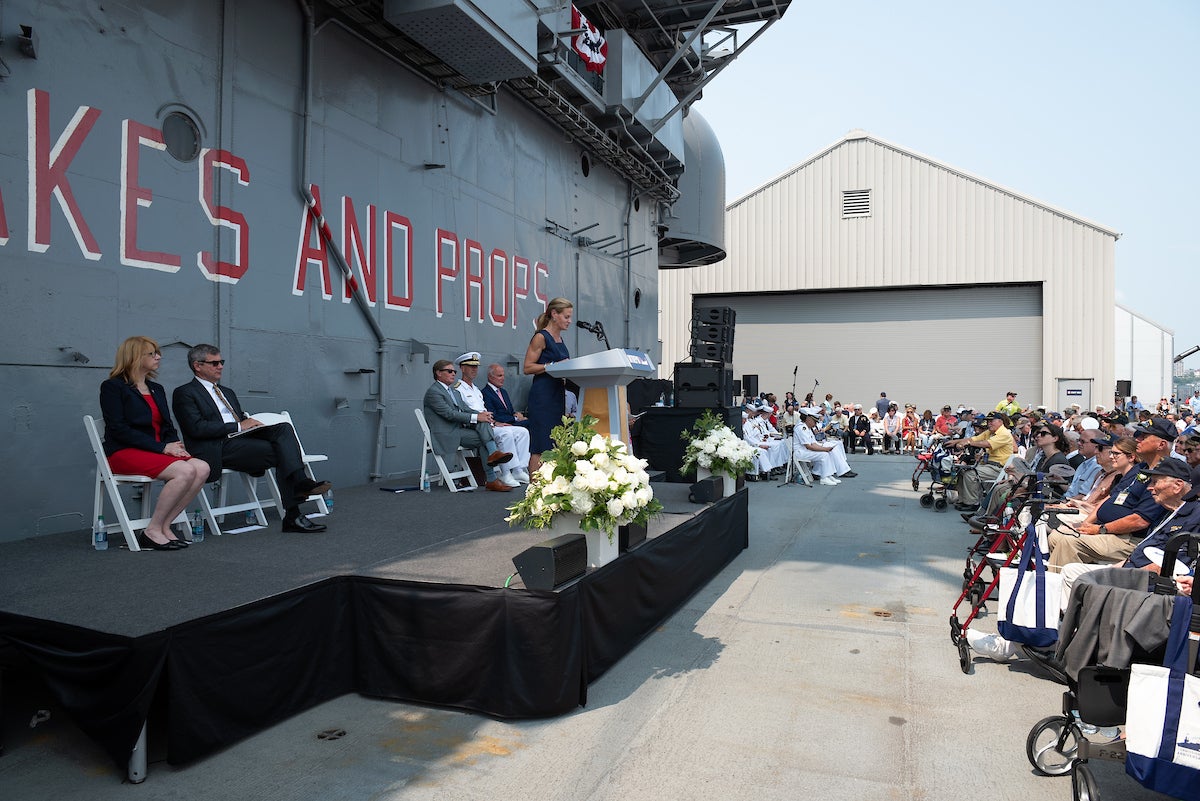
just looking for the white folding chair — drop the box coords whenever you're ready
[83,414,186,552]
[201,469,269,534]
[414,408,478,492]
[791,457,815,487]
[243,410,330,517]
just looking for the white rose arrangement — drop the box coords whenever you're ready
[680,409,756,478]
[506,416,663,540]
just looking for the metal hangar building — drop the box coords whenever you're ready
[660,129,1126,413]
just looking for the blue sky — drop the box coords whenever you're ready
[697,0,1200,359]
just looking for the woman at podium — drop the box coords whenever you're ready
[523,297,573,468]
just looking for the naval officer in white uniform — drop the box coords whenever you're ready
[455,352,531,486]
[793,408,858,485]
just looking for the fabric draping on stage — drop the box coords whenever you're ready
[353,579,585,718]
[0,491,748,769]
[581,491,748,681]
[164,579,356,763]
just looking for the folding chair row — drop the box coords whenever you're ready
[85,413,334,550]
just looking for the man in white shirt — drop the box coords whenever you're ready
[454,352,530,486]
[793,409,857,485]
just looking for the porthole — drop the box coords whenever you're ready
[580,153,591,177]
[162,111,201,162]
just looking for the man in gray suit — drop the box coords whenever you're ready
[422,359,513,492]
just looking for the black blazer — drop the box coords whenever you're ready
[99,377,179,456]
[172,378,245,474]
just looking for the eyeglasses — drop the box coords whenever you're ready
[1035,431,1053,437]
[199,359,225,366]
[439,368,457,374]
[144,351,162,357]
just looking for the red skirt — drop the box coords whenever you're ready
[107,448,190,479]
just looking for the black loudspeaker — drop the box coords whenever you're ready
[674,362,732,408]
[619,522,646,552]
[688,476,724,503]
[512,533,587,590]
[1115,380,1132,397]
[742,374,759,398]
[689,321,735,344]
[732,379,741,397]
[693,306,736,326]
[689,341,733,362]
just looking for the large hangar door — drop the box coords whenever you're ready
[699,285,1042,412]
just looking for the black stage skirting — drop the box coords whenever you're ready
[0,491,747,768]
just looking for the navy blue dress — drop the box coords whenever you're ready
[527,329,570,453]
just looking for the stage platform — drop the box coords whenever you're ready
[0,482,748,772]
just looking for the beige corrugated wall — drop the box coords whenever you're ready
[660,132,1117,407]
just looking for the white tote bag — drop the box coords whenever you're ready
[997,525,1062,648]
[1124,595,1200,801]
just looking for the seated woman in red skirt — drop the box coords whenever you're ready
[100,336,210,550]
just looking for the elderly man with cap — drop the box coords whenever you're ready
[422,358,513,492]
[793,408,857,485]
[1053,457,1200,604]
[453,352,530,486]
[1046,424,1174,569]
[847,403,874,455]
[945,411,1014,510]
[742,401,788,479]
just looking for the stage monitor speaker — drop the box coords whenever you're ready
[688,341,733,362]
[688,476,724,504]
[512,533,587,590]
[742,374,759,398]
[689,321,735,345]
[619,522,646,552]
[1115,380,1132,397]
[674,362,732,408]
[692,306,735,326]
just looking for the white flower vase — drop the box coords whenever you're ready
[697,466,738,498]
[547,512,583,539]
[584,529,619,568]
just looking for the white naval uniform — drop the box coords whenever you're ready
[743,416,788,473]
[793,421,851,477]
[455,379,530,473]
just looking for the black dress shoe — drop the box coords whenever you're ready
[840,471,858,478]
[167,538,189,548]
[282,514,327,533]
[137,533,185,551]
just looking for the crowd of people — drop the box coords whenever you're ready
[937,392,1200,681]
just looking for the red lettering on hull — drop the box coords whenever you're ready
[27,88,102,259]
[120,119,181,272]
[198,148,251,282]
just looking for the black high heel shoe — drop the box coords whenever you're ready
[137,532,185,551]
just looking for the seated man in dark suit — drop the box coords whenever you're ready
[482,363,529,427]
[422,359,513,492]
[172,344,330,533]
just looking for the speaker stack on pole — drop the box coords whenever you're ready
[675,306,735,408]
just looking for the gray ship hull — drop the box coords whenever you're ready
[0,0,667,542]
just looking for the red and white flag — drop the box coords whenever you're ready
[570,5,608,74]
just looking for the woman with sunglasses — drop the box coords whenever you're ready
[99,336,210,550]
[1029,422,1071,473]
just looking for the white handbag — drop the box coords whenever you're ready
[1124,595,1200,801]
[997,525,1062,648]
